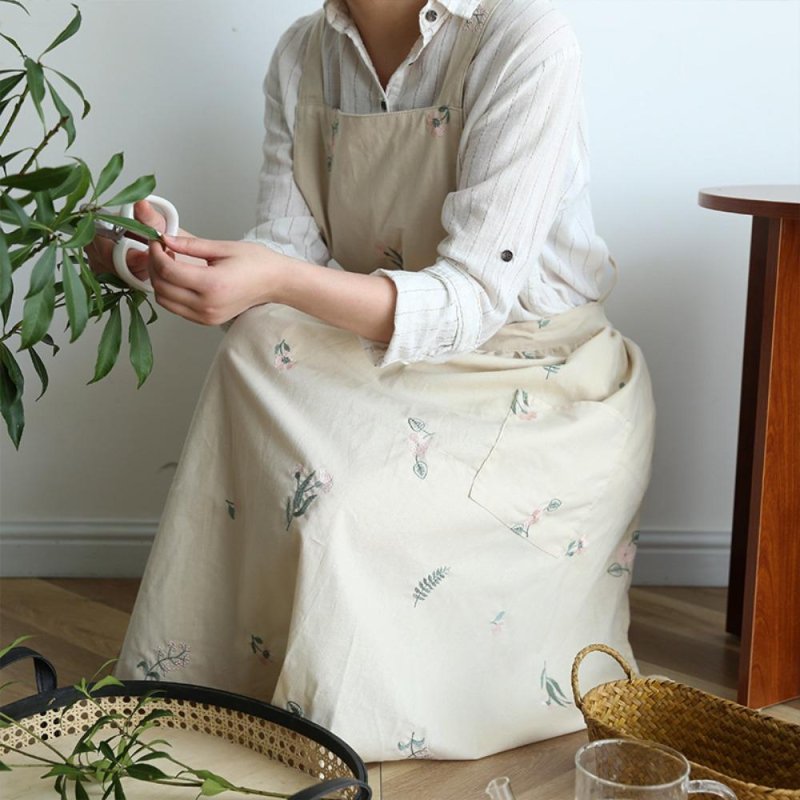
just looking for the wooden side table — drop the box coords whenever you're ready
[698,185,800,708]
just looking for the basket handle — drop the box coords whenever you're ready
[289,777,372,800]
[0,646,58,695]
[571,643,634,712]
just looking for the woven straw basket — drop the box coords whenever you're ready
[571,644,800,799]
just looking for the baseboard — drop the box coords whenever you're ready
[632,529,731,586]
[0,521,157,578]
[0,523,731,585]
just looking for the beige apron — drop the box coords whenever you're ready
[117,2,655,762]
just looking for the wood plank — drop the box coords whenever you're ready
[46,578,141,613]
[0,579,130,664]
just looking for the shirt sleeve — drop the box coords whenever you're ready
[241,18,333,268]
[371,41,585,367]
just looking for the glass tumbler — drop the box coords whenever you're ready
[575,739,737,799]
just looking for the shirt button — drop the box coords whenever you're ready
[501,249,514,262]
[380,99,387,111]
[425,9,438,22]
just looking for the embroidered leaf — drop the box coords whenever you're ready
[413,460,428,480]
[607,563,629,578]
[408,417,426,433]
[546,498,562,512]
[225,499,236,520]
[412,566,450,606]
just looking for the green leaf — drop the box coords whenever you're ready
[0,759,10,771]
[42,765,84,779]
[45,79,75,147]
[2,192,31,232]
[25,243,56,298]
[50,160,91,229]
[41,4,81,57]
[0,148,26,171]
[94,212,158,242]
[0,165,73,191]
[23,57,45,126]
[0,635,32,660]
[62,249,88,340]
[0,31,23,56]
[74,779,89,800]
[77,249,103,315]
[62,213,95,249]
[0,0,29,13]
[20,277,55,349]
[0,72,23,101]
[90,303,121,383]
[45,66,90,118]
[28,346,48,399]
[127,299,153,388]
[103,175,156,207]
[193,771,235,791]
[0,232,11,307]
[41,333,59,355]
[90,674,124,691]
[125,764,169,781]
[200,778,228,796]
[45,162,83,201]
[93,152,123,200]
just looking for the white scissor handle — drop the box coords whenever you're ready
[112,194,180,293]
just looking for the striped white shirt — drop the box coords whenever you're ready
[244,0,615,365]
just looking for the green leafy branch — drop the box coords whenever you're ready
[0,638,344,800]
[0,0,163,449]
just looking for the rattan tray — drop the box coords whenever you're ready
[0,647,371,800]
[571,644,800,799]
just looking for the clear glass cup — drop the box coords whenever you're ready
[575,739,737,799]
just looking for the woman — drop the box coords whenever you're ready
[92,0,655,761]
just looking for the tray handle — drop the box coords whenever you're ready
[0,646,58,695]
[289,777,372,800]
[571,643,634,712]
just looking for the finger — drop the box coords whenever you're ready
[151,273,203,307]
[127,249,152,281]
[152,294,208,325]
[147,240,206,293]
[160,234,234,261]
[134,199,167,233]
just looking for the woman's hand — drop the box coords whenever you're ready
[84,199,168,279]
[146,235,282,326]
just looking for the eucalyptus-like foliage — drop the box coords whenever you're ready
[0,0,161,448]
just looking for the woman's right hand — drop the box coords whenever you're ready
[84,199,167,280]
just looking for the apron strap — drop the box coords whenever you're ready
[298,12,327,107]
[436,0,505,110]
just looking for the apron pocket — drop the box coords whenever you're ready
[468,396,631,559]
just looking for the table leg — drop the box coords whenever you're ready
[738,216,800,708]
[726,218,772,636]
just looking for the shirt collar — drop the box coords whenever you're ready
[323,0,484,35]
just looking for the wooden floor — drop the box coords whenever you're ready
[1,580,798,799]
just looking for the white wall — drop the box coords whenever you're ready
[1,0,799,583]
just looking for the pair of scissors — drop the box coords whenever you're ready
[93,194,180,293]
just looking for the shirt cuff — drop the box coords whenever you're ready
[361,263,483,367]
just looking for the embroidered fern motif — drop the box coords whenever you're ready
[412,566,450,607]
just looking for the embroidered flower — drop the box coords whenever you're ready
[408,418,434,479]
[273,339,294,370]
[137,641,191,681]
[285,466,333,530]
[425,106,451,137]
[511,389,537,420]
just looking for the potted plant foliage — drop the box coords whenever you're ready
[0,0,162,449]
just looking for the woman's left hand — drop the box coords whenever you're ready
[147,235,282,325]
